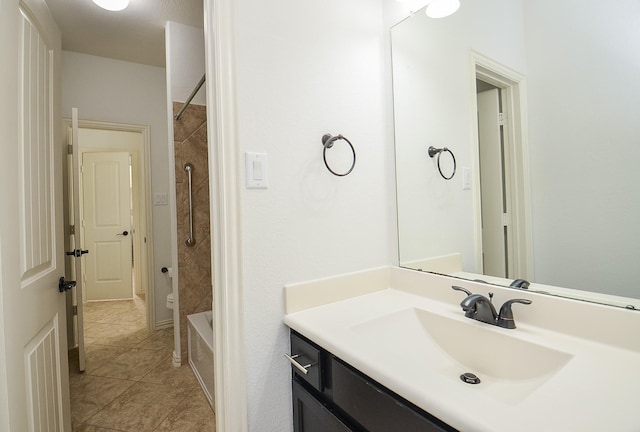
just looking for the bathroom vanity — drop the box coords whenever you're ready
[284,267,640,432]
[289,330,456,432]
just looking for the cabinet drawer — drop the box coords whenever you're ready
[331,358,456,432]
[289,332,323,391]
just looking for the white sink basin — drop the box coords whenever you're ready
[351,308,572,404]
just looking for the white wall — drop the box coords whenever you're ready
[61,51,173,325]
[219,0,639,429]
[390,0,527,270]
[524,0,640,297]
[233,0,391,430]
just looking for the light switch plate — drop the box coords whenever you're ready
[462,167,472,190]
[245,152,268,189]
[154,193,168,206]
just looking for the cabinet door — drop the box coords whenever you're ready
[332,359,456,432]
[293,379,354,432]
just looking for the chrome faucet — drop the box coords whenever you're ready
[509,279,530,289]
[452,286,532,329]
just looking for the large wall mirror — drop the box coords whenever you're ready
[392,0,639,308]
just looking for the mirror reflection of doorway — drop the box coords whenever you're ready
[473,56,532,282]
[473,56,533,282]
[476,81,510,278]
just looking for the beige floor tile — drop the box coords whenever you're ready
[72,423,122,432]
[139,362,199,389]
[69,374,134,424]
[155,417,216,432]
[68,344,131,376]
[91,348,169,381]
[83,300,143,323]
[137,327,174,351]
[84,381,191,432]
[85,323,151,348]
[154,390,215,432]
[172,388,214,423]
[85,344,130,370]
[70,297,210,432]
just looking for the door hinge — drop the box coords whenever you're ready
[67,144,73,154]
[72,305,78,316]
[502,213,509,227]
[70,224,75,235]
[498,112,505,126]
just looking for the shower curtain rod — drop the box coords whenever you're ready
[174,74,206,120]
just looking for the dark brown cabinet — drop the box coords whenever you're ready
[289,331,458,432]
[292,379,353,432]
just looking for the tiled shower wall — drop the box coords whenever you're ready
[173,102,212,359]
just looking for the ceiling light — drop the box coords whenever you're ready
[425,0,460,18]
[92,0,129,11]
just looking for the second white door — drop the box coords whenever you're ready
[82,151,133,300]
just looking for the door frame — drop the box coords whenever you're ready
[63,119,155,329]
[204,0,248,430]
[469,52,534,281]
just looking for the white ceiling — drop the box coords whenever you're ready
[46,0,204,67]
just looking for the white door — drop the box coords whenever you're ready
[477,88,507,277]
[68,108,87,371]
[0,1,71,431]
[82,152,133,300]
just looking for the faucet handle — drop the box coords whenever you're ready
[510,279,530,289]
[497,299,532,329]
[451,285,472,296]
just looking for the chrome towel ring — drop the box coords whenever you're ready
[428,146,456,180]
[321,133,356,177]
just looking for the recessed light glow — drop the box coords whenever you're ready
[92,0,129,12]
[425,0,460,18]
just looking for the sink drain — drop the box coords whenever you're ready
[460,372,481,384]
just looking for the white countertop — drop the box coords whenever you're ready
[284,267,640,432]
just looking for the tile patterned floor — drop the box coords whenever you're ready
[69,297,215,432]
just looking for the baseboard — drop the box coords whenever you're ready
[172,350,182,367]
[155,319,173,330]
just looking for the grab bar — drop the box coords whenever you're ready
[184,163,195,247]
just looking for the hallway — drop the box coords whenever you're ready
[68,298,215,431]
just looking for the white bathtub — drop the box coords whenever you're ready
[187,310,214,408]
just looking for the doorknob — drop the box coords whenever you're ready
[58,277,76,293]
[66,249,89,257]
[117,230,129,237]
